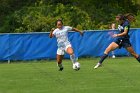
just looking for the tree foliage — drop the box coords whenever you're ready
[0,0,140,33]
[2,4,93,32]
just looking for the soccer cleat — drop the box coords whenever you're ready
[59,67,64,71]
[94,63,102,69]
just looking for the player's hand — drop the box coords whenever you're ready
[112,34,118,38]
[49,28,55,38]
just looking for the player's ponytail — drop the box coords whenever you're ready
[124,13,135,22]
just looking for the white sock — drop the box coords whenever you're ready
[57,63,63,68]
[70,54,76,64]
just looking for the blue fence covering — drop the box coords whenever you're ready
[0,29,139,61]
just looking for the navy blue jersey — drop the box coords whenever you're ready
[118,20,130,39]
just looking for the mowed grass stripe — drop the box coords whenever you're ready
[0,57,139,93]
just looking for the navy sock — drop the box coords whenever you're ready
[136,55,140,63]
[99,54,108,64]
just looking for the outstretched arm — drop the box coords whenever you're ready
[113,26,128,37]
[72,28,83,36]
[49,28,55,38]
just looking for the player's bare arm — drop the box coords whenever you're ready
[113,27,128,37]
[72,28,83,36]
[49,28,55,38]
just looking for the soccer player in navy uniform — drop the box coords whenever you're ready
[94,14,140,69]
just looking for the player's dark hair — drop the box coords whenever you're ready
[124,13,134,18]
[124,13,136,22]
[55,19,63,25]
[116,14,125,20]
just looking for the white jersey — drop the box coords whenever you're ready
[53,26,72,48]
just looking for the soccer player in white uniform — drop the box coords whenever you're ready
[49,19,83,71]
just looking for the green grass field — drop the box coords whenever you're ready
[0,57,140,93]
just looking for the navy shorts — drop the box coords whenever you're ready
[114,38,131,48]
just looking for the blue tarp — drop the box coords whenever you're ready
[0,29,139,61]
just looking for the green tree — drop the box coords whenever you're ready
[2,3,93,33]
[0,0,140,33]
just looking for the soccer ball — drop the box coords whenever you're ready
[112,55,116,58]
[73,62,80,71]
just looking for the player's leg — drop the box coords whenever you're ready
[57,54,64,71]
[66,46,76,64]
[57,55,64,71]
[111,51,116,58]
[125,47,140,62]
[100,42,119,63]
[94,42,119,69]
[57,49,64,71]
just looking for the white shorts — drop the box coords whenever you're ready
[57,44,72,55]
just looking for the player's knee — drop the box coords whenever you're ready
[67,49,74,55]
[69,51,74,55]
